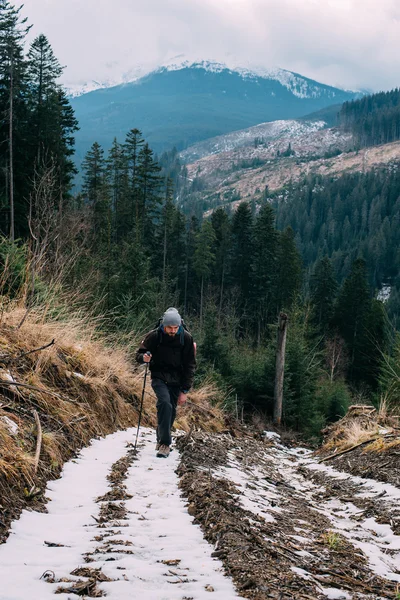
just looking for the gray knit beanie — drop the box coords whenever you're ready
[162,307,182,327]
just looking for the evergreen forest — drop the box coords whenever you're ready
[339,88,400,147]
[2,1,400,439]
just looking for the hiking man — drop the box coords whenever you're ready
[136,307,196,458]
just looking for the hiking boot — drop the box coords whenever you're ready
[156,444,170,458]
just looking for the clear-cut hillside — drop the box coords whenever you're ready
[182,121,400,214]
[180,118,348,164]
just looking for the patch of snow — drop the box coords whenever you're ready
[161,59,343,99]
[321,587,352,599]
[291,566,314,580]
[0,415,19,435]
[262,430,281,440]
[0,369,16,382]
[215,462,280,523]
[377,285,391,303]
[0,428,240,599]
[211,437,400,586]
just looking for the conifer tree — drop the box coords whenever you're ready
[0,0,31,239]
[183,216,199,314]
[333,259,371,384]
[82,142,108,236]
[251,203,279,342]
[124,128,144,235]
[210,207,231,323]
[136,142,162,241]
[106,138,128,242]
[310,257,338,333]
[26,34,63,164]
[193,220,216,331]
[276,226,302,312]
[230,202,253,321]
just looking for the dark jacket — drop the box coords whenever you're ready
[136,328,196,390]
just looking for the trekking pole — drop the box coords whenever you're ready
[133,352,150,454]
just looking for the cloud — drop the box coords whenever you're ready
[17,0,400,91]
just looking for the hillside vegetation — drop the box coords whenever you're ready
[340,88,400,147]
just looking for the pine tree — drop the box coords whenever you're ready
[276,226,302,312]
[193,220,216,332]
[183,216,199,314]
[124,128,144,235]
[251,203,279,342]
[310,257,338,334]
[333,259,371,384]
[82,142,108,236]
[210,207,231,323]
[106,138,128,242]
[0,0,31,239]
[136,142,162,242]
[26,34,63,164]
[230,202,253,323]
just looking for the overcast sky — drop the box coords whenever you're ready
[16,0,400,92]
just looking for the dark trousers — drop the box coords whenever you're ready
[151,378,180,446]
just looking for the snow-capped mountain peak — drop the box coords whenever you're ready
[65,57,353,99]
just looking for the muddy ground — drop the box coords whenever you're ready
[176,431,400,600]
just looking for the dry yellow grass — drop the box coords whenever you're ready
[175,378,227,433]
[0,303,227,500]
[321,404,400,455]
[364,437,400,453]
[0,302,141,507]
[337,421,380,449]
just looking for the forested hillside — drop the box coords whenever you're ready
[339,88,400,147]
[274,166,400,295]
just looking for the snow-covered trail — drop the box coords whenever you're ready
[1,426,400,600]
[0,428,240,600]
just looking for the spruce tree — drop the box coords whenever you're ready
[82,142,108,236]
[193,220,216,331]
[333,259,372,384]
[136,142,162,241]
[230,202,253,322]
[0,0,31,239]
[124,128,144,235]
[276,226,302,312]
[26,34,63,165]
[210,207,231,323]
[310,257,338,334]
[106,138,128,242]
[251,203,279,342]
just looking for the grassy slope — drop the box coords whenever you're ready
[0,302,225,543]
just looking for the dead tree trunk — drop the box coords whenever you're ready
[273,312,288,426]
[199,276,204,334]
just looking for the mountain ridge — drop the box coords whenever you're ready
[66,58,361,98]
